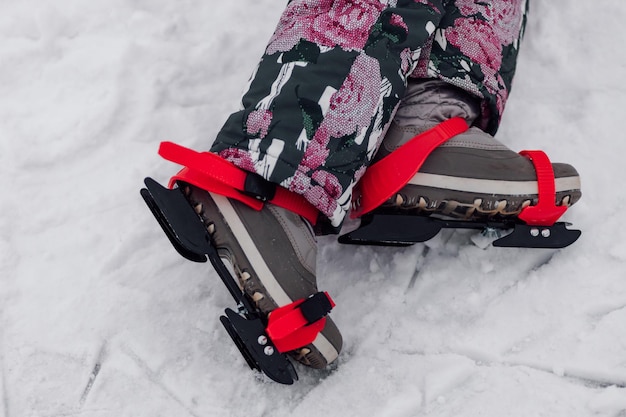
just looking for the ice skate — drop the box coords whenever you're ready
[377,79,580,217]
[343,79,581,248]
[140,143,342,384]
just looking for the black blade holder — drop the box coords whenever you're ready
[339,213,581,249]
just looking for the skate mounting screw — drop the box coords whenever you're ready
[264,346,275,356]
[530,228,540,237]
[257,335,268,346]
[541,229,551,238]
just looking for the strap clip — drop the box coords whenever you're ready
[518,150,567,226]
[266,292,335,353]
[242,173,277,202]
[156,141,319,225]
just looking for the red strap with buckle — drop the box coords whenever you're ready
[518,150,567,226]
[266,292,335,353]
[351,120,567,226]
[157,141,320,225]
[352,117,469,218]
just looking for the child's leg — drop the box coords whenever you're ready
[412,0,529,134]
[210,0,446,228]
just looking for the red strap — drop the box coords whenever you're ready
[352,117,469,218]
[266,292,335,353]
[518,150,567,226]
[158,141,319,225]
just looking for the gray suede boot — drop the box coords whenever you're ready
[181,183,342,369]
[375,79,581,219]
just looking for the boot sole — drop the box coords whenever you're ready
[388,173,581,219]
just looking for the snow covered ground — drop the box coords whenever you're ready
[2,1,626,416]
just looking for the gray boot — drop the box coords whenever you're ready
[181,183,342,368]
[375,79,581,219]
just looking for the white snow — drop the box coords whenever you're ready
[2,1,626,416]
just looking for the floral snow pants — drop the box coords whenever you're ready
[210,0,529,229]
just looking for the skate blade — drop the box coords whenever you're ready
[339,213,581,249]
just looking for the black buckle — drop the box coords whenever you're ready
[299,292,334,324]
[241,173,276,202]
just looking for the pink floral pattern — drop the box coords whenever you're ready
[289,169,339,217]
[217,148,256,172]
[447,18,503,69]
[389,13,408,34]
[266,0,386,54]
[447,0,525,68]
[399,47,414,74]
[317,54,381,139]
[292,53,382,214]
[245,109,273,139]
[456,0,525,45]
